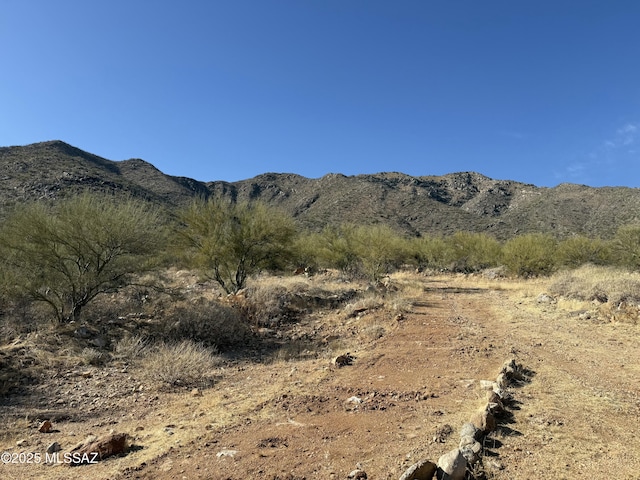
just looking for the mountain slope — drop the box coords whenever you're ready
[2,141,639,239]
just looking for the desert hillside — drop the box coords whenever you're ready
[3,140,640,238]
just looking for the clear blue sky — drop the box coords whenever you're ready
[2,1,639,186]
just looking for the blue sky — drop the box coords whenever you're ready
[2,1,639,186]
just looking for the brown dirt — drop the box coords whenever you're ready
[1,274,639,479]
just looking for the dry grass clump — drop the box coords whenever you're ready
[549,265,640,304]
[243,274,358,326]
[138,340,220,390]
[113,334,149,361]
[159,299,252,350]
[80,347,110,366]
[343,296,385,318]
[549,265,640,324]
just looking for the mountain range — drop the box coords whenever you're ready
[1,140,639,239]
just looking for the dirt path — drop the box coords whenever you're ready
[2,275,639,479]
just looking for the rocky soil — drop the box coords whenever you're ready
[1,274,639,479]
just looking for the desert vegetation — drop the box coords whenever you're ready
[1,190,640,479]
[2,191,640,340]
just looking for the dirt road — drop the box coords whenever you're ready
[2,274,639,479]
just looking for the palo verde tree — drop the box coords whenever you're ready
[0,193,164,323]
[502,233,557,277]
[178,199,297,294]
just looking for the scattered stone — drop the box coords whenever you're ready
[495,373,508,389]
[479,380,496,391]
[347,469,367,479]
[38,420,53,433]
[459,422,481,440]
[459,438,482,464]
[16,439,28,447]
[436,448,467,480]
[332,353,355,367]
[46,442,61,454]
[469,407,497,434]
[191,388,202,397]
[399,459,437,480]
[71,432,129,463]
[216,449,238,458]
[536,293,556,304]
[432,424,453,443]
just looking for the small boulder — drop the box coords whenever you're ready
[436,448,467,480]
[38,420,53,433]
[470,407,497,434]
[399,459,437,480]
[71,432,129,464]
[347,469,368,479]
[459,438,482,465]
[46,442,61,454]
[332,353,355,367]
[459,422,481,440]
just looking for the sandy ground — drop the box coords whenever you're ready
[1,274,639,479]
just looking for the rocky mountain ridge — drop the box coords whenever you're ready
[2,140,639,239]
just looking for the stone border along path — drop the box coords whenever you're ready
[398,358,533,480]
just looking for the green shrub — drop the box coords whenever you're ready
[444,231,502,273]
[410,235,449,270]
[502,233,557,277]
[611,224,640,269]
[177,199,296,293]
[557,236,611,268]
[0,193,164,323]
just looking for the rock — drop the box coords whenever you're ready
[46,442,61,454]
[470,407,497,434]
[347,469,368,479]
[332,353,355,367]
[459,422,481,440]
[479,380,496,390]
[459,438,482,464]
[191,388,202,397]
[536,293,556,304]
[399,459,437,480]
[71,432,129,464]
[487,459,505,470]
[216,449,238,458]
[436,448,467,480]
[38,420,53,433]
[16,438,28,447]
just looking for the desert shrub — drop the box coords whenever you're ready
[113,334,149,361]
[159,299,252,350]
[410,235,450,270]
[557,236,612,268]
[176,199,297,293]
[444,231,502,273]
[139,340,220,389]
[81,347,110,366]
[310,225,361,276]
[351,224,409,281]
[241,275,359,327]
[502,233,557,277]
[611,224,640,269]
[0,193,164,323]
